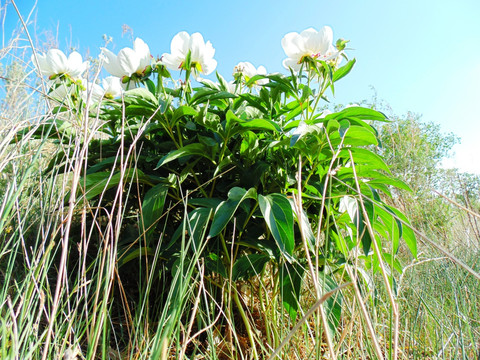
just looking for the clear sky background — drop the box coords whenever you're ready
[3,0,480,174]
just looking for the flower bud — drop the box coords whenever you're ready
[336,38,349,51]
[142,65,152,79]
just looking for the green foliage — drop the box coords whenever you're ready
[5,30,431,359]
[377,113,459,188]
[374,113,474,235]
[18,53,419,344]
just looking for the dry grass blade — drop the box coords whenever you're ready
[293,155,337,360]
[349,149,399,359]
[268,282,352,360]
[432,189,480,220]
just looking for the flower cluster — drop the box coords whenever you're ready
[32,26,346,108]
[32,47,123,104]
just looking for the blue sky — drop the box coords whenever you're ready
[4,0,480,173]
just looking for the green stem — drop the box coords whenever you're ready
[232,286,259,360]
[219,233,259,359]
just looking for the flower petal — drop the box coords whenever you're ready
[300,28,320,54]
[67,51,87,78]
[161,53,183,70]
[201,58,217,75]
[189,32,205,63]
[281,32,304,59]
[34,53,52,76]
[282,57,301,71]
[102,76,123,98]
[47,49,69,75]
[133,38,151,70]
[170,31,190,58]
[117,47,140,77]
[316,26,333,55]
[101,48,124,77]
[203,41,215,60]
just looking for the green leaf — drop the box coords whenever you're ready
[141,183,169,242]
[324,106,387,122]
[155,143,211,169]
[284,102,306,122]
[117,247,155,268]
[237,93,269,114]
[383,252,403,274]
[333,59,356,82]
[190,88,217,105]
[318,274,343,338]
[226,110,280,133]
[79,169,154,201]
[331,230,350,257]
[237,118,280,132]
[208,91,237,102]
[289,198,316,251]
[169,208,212,252]
[172,106,198,125]
[216,72,231,92]
[185,207,212,251]
[205,252,227,278]
[125,105,157,118]
[339,119,350,138]
[232,253,270,281]
[356,200,375,256]
[338,148,391,174]
[124,87,158,105]
[258,193,295,259]
[208,187,257,238]
[342,126,378,146]
[281,262,305,321]
[375,204,401,253]
[145,79,156,95]
[384,205,417,258]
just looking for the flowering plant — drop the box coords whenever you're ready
[28,27,416,356]
[32,48,89,80]
[161,31,217,77]
[101,37,152,86]
[282,26,341,72]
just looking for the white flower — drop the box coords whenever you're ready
[227,80,237,94]
[47,81,73,100]
[339,196,358,222]
[83,81,104,104]
[161,31,217,76]
[290,121,324,139]
[233,61,268,86]
[100,38,151,78]
[289,110,329,139]
[281,26,339,72]
[33,49,89,79]
[82,77,123,104]
[101,76,123,98]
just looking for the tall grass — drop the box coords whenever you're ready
[1,6,480,360]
